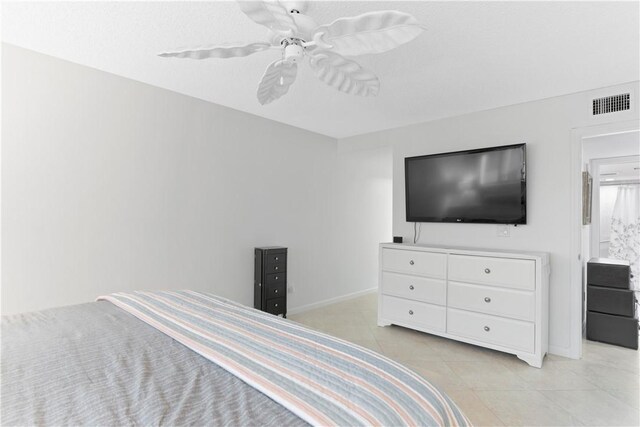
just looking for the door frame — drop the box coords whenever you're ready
[569,120,639,359]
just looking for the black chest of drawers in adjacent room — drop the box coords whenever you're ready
[254,247,287,317]
[586,258,638,350]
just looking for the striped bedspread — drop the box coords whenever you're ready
[99,290,470,427]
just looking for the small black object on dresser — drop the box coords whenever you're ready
[254,247,287,317]
[586,258,638,350]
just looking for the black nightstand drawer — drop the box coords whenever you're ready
[587,285,636,317]
[266,252,287,265]
[587,258,631,289]
[266,297,286,315]
[265,262,286,274]
[266,273,285,285]
[266,283,286,299]
[587,311,638,349]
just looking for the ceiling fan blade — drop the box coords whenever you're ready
[159,42,272,59]
[309,51,379,97]
[257,59,298,105]
[237,0,298,35]
[311,10,425,57]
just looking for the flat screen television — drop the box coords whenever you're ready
[405,143,526,224]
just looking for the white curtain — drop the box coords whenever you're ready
[608,185,640,291]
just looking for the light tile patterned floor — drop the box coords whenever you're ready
[288,293,639,427]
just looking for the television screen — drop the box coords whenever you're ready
[405,144,526,224]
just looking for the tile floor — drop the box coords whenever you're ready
[288,293,639,426]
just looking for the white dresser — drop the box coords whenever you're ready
[378,243,550,367]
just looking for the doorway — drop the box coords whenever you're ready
[585,154,640,337]
[570,122,640,359]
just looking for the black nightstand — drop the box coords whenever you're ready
[586,258,638,350]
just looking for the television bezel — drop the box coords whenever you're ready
[404,143,527,224]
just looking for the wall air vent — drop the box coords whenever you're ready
[592,93,630,115]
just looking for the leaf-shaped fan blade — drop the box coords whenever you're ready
[237,0,298,34]
[159,42,272,59]
[309,51,379,97]
[312,10,424,57]
[257,59,298,105]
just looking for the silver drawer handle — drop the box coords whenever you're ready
[409,285,415,290]
[409,260,415,265]
[274,266,279,270]
[484,326,490,332]
[484,297,491,303]
[408,310,414,315]
[275,289,278,293]
[275,304,278,307]
[275,276,278,280]
[275,257,279,261]
[484,268,491,274]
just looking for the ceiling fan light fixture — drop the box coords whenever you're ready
[280,38,306,63]
[284,43,304,62]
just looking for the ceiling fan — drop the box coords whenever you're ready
[159,1,425,105]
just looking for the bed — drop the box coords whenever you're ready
[1,290,469,426]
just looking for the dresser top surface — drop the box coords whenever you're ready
[587,257,629,267]
[255,246,287,251]
[380,242,549,263]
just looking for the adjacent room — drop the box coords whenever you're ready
[2,1,639,426]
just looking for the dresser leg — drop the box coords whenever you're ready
[377,318,392,327]
[517,353,544,368]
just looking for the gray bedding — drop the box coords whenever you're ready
[1,301,307,426]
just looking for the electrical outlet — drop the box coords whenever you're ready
[497,225,510,237]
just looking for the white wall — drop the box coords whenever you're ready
[1,44,392,315]
[341,82,639,356]
[582,131,640,160]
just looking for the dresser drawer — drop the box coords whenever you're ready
[381,295,445,332]
[381,272,446,306]
[449,255,535,290]
[447,308,534,353]
[382,249,446,278]
[266,297,286,315]
[448,281,535,321]
[266,252,286,265]
[265,272,285,286]
[265,262,286,274]
[265,282,286,300]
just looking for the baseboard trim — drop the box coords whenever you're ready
[288,287,378,315]
[549,344,577,359]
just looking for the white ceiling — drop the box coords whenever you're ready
[3,1,639,139]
